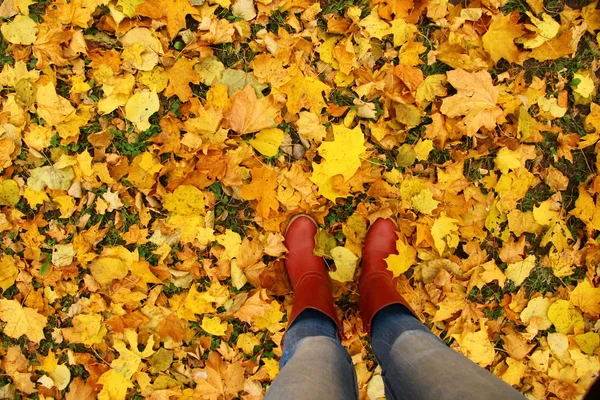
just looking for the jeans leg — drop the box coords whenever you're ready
[371,304,525,400]
[265,309,358,400]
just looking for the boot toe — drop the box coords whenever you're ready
[367,218,398,238]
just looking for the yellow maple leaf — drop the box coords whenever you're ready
[0,255,18,291]
[433,294,467,322]
[139,66,169,92]
[413,139,433,160]
[0,179,20,206]
[201,316,228,336]
[505,255,536,286]
[328,246,359,283]
[310,124,366,201]
[240,166,279,219]
[120,27,163,71]
[296,111,327,144]
[261,358,279,379]
[411,188,439,215]
[236,332,260,354]
[501,357,526,386]
[533,199,560,226]
[178,284,216,321]
[548,299,585,334]
[520,297,552,330]
[1,14,37,45]
[519,12,560,49]
[440,69,502,136]
[97,369,132,400]
[569,280,600,317]
[69,313,107,345]
[385,236,416,277]
[126,152,162,189]
[0,299,47,343]
[97,74,136,114]
[254,301,284,333]
[215,229,242,261]
[569,186,600,231]
[574,332,600,355]
[164,57,201,102]
[278,67,331,115]
[230,259,247,290]
[454,326,495,367]
[416,74,447,107]
[163,185,205,216]
[53,194,76,218]
[249,128,284,157]
[88,256,128,286]
[537,95,567,119]
[125,90,160,131]
[482,12,525,64]
[358,10,390,39]
[35,80,75,126]
[389,18,417,47]
[431,212,459,255]
[135,0,200,39]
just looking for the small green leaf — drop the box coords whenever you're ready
[40,259,51,276]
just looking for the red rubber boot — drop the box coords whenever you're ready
[359,218,415,333]
[284,215,341,330]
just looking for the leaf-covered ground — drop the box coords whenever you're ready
[1,0,600,398]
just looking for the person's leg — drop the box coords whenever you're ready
[265,309,358,400]
[266,215,358,399]
[371,304,525,400]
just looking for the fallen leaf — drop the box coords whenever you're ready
[440,69,502,136]
[225,86,283,134]
[328,246,358,283]
[0,300,47,343]
[1,14,37,45]
[505,255,536,286]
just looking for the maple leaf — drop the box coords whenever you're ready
[328,246,359,282]
[1,14,37,45]
[201,316,228,336]
[249,128,284,157]
[0,300,47,343]
[32,27,72,68]
[225,86,284,134]
[505,255,536,286]
[310,124,367,201]
[520,297,552,330]
[49,0,97,28]
[125,89,160,131]
[164,57,201,102]
[385,235,417,277]
[548,299,585,334]
[440,69,503,136]
[240,166,279,219]
[278,67,332,115]
[431,212,460,255]
[483,12,525,64]
[569,280,600,317]
[135,0,199,39]
[453,326,495,367]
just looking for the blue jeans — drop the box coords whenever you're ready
[265,305,525,400]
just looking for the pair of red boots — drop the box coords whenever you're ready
[284,215,413,333]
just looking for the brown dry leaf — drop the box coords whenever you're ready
[225,86,284,134]
[440,69,503,136]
